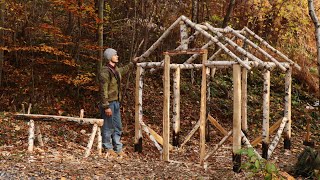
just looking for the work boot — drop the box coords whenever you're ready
[105,149,118,158]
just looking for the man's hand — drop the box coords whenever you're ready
[105,108,112,117]
[132,57,140,64]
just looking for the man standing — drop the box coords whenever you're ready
[99,48,137,157]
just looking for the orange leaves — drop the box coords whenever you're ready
[61,60,79,67]
[52,74,72,84]
[52,72,95,87]
[72,73,95,87]
[0,45,71,58]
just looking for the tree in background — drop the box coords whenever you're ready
[308,0,320,115]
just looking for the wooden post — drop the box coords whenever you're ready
[134,66,144,152]
[262,69,270,159]
[84,124,98,158]
[241,57,248,135]
[27,104,35,153]
[27,103,32,114]
[172,67,181,147]
[80,109,84,118]
[163,54,170,161]
[97,127,102,155]
[284,67,292,149]
[206,67,211,142]
[199,50,208,166]
[35,126,44,147]
[232,64,242,173]
[180,21,188,50]
[22,104,25,114]
[28,120,35,153]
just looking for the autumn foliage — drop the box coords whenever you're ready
[0,0,319,116]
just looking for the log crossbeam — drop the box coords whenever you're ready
[164,48,207,55]
[14,113,104,126]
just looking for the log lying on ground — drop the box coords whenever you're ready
[14,114,103,126]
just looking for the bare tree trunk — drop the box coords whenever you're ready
[191,0,199,85]
[308,0,320,116]
[0,0,4,87]
[97,0,104,77]
[222,0,236,28]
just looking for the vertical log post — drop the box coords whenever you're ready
[97,127,102,155]
[22,104,26,114]
[163,54,170,161]
[241,66,248,135]
[205,66,211,142]
[262,69,270,159]
[232,64,242,173]
[199,50,208,166]
[172,67,181,147]
[28,120,35,153]
[80,109,84,118]
[35,126,44,147]
[284,66,292,149]
[134,66,144,152]
[27,104,35,153]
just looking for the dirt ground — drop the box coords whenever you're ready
[0,114,319,179]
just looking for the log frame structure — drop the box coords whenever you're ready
[133,15,301,171]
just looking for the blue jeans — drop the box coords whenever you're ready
[100,101,123,153]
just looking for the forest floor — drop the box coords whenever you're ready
[0,112,319,179]
[0,67,319,179]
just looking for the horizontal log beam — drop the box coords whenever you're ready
[163,48,207,55]
[14,114,104,126]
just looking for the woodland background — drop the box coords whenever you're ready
[0,0,319,179]
[0,0,318,117]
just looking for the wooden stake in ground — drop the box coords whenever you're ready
[232,64,242,173]
[173,67,181,147]
[163,53,170,161]
[97,127,102,155]
[134,66,144,152]
[199,50,208,166]
[262,69,270,159]
[284,67,292,150]
[35,126,44,147]
[28,120,35,153]
[27,104,35,153]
